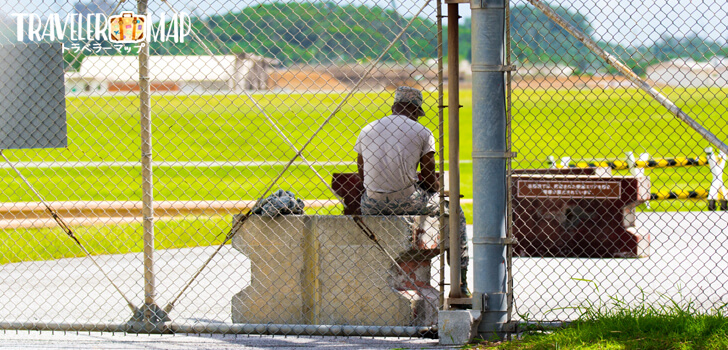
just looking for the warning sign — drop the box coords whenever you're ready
[517,180,622,199]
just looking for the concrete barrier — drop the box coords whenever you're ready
[231,215,443,327]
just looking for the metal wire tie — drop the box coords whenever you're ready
[471,63,516,72]
[472,237,517,245]
[472,151,517,159]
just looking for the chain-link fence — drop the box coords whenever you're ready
[0,0,458,334]
[509,0,728,323]
[1,0,727,336]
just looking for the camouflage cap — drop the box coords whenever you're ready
[393,86,423,107]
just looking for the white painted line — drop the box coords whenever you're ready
[0,160,473,169]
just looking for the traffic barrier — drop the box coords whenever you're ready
[548,155,708,170]
[547,147,726,210]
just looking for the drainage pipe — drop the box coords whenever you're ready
[470,0,509,340]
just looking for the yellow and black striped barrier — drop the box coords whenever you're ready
[649,188,708,200]
[557,157,709,170]
[565,160,629,170]
[635,157,709,169]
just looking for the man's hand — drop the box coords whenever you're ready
[419,151,439,193]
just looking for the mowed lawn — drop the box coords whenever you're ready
[0,87,725,263]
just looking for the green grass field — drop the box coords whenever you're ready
[1,87,725,263]
[3,88,725,203]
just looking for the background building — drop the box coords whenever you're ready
[65,54,276,95]
[646,57,728,87]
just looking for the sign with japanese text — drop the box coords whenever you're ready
[517,180,622,199]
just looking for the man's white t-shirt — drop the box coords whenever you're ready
[354,114,436,193]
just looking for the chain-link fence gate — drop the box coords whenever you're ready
[0,0,465,335]
[509,0,728,324]
[1,0,727,337]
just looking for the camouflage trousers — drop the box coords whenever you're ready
[361,188,469,269]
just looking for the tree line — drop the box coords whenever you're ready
[64,1,726,76]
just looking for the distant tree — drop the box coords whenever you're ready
[510,2,594,70]
[441,18,471,62]
[651,33,723,61]
[151,2,438,65]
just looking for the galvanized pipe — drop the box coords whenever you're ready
[470,0,508,340]
[526,0,728,156]
[447,3,462,300]
[436,0,447,309]
[169,323,434,337]
[138,0,155,308]
[0,322,434,337]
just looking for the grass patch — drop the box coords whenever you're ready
[492,295,728,349]
[0,215,232,265]
[1,87,725,263]
[0,88,722,213]
[0,206,344,265]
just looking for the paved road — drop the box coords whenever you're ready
[0,245,248,325]
[0,211,724,346]
[510,211,728,321]
[0,332,443,349]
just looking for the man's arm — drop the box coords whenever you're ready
[357,153,364,181]
[419,151,439,193]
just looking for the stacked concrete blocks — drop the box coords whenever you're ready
[231,215,442,327]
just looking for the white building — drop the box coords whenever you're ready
[516,63,575,78]
[65,54,276,95]
[646,57,728,88]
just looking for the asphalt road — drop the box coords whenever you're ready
[0,211,724,347]
[510,211,728,321]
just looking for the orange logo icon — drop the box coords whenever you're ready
[109,12,146,43]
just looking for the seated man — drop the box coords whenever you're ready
[354,86,470,297]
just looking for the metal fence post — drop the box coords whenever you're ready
[132,0,167,328]
[470,0,508,339]
[447,1,462,301]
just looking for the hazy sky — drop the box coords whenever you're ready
[1,0,726,46]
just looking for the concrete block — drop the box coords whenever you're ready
[438,310,482,345]
[231,215,443,326]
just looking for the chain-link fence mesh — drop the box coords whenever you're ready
[1,0,727,335]
[0,0,458,333]
[510,0,728,323]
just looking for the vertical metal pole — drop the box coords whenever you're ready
[447,3,462,300]
[138,0,155,310]
[436,0,447,309]
[471,0,508,340]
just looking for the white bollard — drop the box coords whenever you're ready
[706,147,727,211]
[561,156,571,169]
[627,152,650,209]
[639,153,651,209]
[626,151,637,175]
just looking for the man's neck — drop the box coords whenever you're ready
[393,113,418,122]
